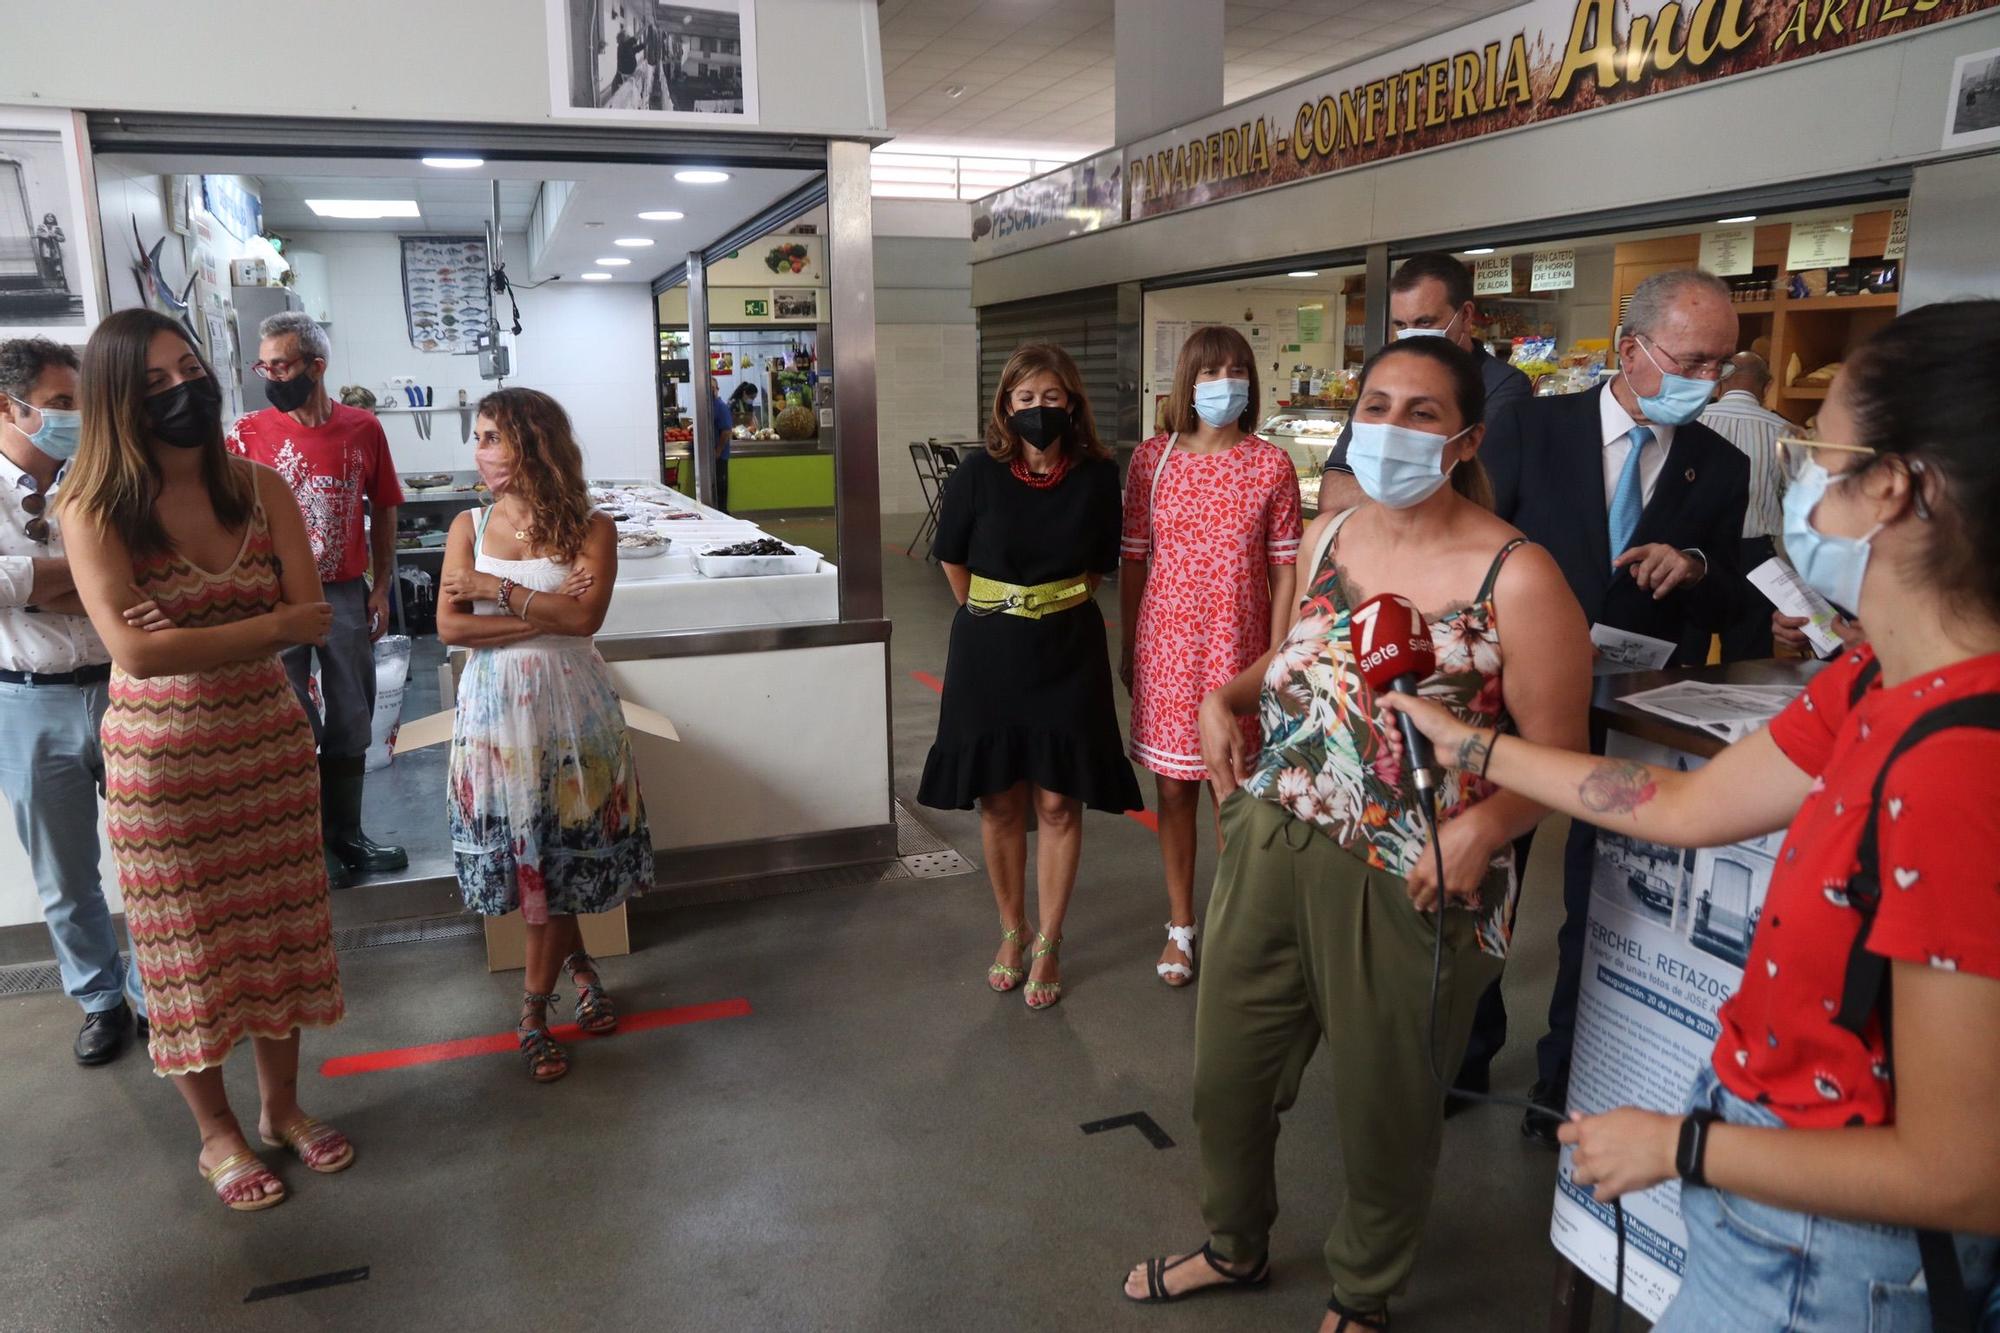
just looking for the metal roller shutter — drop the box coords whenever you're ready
[976,285,1129,444]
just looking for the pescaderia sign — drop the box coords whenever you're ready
[971,150,1125,258]
[1128,0,1998,220]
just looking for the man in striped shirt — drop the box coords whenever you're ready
[1699,352,1791,659]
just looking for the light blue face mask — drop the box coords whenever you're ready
[1632,337,1717,426]
[8,395,80,460]
[1781,461,1883,613]
[1347,421,1471,509]
[1395,309,1462,342]
[1192,377,1250,428]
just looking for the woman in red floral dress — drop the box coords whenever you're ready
[1120,326,1302,985]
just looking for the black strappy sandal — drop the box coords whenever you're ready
[563,951,618,1034]
[518,991,569,1083]
[1125,1243,1271,1303]
[1327,1291,1390,1330]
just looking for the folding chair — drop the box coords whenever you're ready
[906,441,944,558]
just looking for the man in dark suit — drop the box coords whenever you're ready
[1470,269,1749,1143]
[1320,251,1532,514]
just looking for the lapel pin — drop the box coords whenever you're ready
[1685,468,1697,482]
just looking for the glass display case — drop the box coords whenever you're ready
[1258,406,1349,516]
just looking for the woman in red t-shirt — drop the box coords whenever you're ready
[1386,301,2000,1330]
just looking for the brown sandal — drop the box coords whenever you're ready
[260,1116,355,1173]
[201,1150,286,1212]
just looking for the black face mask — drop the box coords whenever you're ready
[1008,405,1071,450]
[263,369,316,413]
[145,376,223,450]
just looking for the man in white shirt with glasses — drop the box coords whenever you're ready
[0,337,146,1065]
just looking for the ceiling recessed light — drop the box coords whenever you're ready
[580,272,613,281]
[595,256,633,267]
[1716,214,1758,224]
[613,237,655,247]
[1286,270,1320,278]
[673,169,730,184]
[305,199,420,219]
[422,156,484,169]
[943,84,967,98]
[637,210,685,222]
[1463,247,1495,255]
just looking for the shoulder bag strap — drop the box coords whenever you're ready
[1147,434,1177,539]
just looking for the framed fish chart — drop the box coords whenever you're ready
[400,234,492,354]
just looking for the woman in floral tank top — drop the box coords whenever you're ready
[1122,339,1592,1329]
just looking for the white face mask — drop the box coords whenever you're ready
[1395,309,1462,343]
[1347,421,1472,509]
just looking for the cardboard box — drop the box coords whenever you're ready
[483,903,630,973]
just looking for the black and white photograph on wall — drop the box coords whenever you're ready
[1945,47,2000,150]
[771,288,818,321]
[1684,831,1781,971]
[0,108,102,338]
[548,0,758,123]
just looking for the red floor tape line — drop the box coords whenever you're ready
[318,998,752,1077]
[911,670,944,693]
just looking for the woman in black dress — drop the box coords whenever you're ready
[919,343,1143,1010]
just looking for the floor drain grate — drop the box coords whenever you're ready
[893,800,951,856]
[900,850,974,879]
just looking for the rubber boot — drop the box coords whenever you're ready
[321,754,409,874]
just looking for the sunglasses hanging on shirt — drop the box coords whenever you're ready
[20,488,49,544]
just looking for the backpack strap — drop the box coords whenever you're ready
[1847,655,1882,709]
[1834,689,2000,1333]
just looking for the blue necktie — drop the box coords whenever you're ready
[1607,425,1652,566]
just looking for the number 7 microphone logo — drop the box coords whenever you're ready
[1350,599,1382,655]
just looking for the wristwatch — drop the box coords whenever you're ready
[1675,1108,1722,1186]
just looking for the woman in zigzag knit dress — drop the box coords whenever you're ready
[61,310,351,1213]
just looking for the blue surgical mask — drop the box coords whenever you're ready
[1192,378,1250,428]
[8,395,80,460]
[1632,338,1717,426]
[1347,421,1471,509]
[1781,461,1883,613]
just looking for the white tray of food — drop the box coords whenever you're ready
[615,529,670,561]
[691,541,820,578]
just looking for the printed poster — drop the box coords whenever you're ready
[1550,731,1790,1321]
[1698,226,1755,277]
[400,235,492,354]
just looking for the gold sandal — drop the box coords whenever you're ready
[201,1150,286,1212]
[260,1116,355,1174]
[988,924,1030,993]
[1025,932,1064,1010]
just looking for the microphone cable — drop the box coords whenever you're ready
[1412,782,1627,1333]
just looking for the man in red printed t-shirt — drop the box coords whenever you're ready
[228,311,407,885]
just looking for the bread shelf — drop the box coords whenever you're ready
[1781,292,1901,312]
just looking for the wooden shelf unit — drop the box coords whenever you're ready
[1611,207,1904,425]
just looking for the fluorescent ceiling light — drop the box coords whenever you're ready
[305,198,420,219]
[1463,247,1495,255]
[422,156,484,169]
[673,169,730,184]
[613,237,655,247]
[1287,270,1320,278]
[580,272,613,281]
[1717,214,1758,223]
[637,210,685,221]
[595,256,633,267]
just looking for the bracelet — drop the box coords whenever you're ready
[497,577,516,616]
[1479,729,1500,778]
[520,589,538,619]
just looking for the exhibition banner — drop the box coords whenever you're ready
[1550,733,1785,1318]
[971,150,1125,258]
[1127,0,1999,219]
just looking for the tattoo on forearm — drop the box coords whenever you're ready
[1577,760,1659,815]
[1456,730,1493,775]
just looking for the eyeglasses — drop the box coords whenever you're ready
[1638,335,1738,383]
[251,355,314,380]
[20,488,49,544]
[1774,435,1878,482]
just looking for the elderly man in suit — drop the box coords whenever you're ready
[1320,251,1533,514]
[1467,269,1749,1142]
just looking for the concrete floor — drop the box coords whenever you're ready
[0,516,1628,1332]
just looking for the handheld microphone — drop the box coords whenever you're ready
[1347,593,1439,795]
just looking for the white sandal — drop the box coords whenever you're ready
[1157,922,1198,986]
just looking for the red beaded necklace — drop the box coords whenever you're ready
[1010,450,1071,489]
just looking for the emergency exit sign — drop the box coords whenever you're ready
[744,298,769,317]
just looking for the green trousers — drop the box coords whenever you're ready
[1194,790,1506,1315]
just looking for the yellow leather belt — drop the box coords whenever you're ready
[966,574,1091,619]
